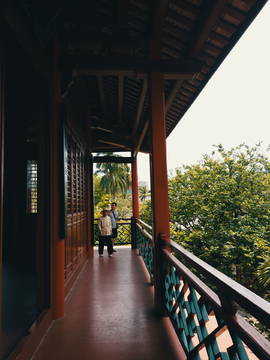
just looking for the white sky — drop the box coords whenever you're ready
[137,2,270,186]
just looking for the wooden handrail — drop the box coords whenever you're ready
[136,218,152,232]
[136,222,152,241]
[162,237,270,331]
[162,248,270,360]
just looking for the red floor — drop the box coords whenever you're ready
[31,247,186,360]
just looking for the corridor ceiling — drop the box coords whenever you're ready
[7,0,268,154]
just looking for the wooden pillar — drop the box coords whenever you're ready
[87,105,94,257]
[131,153,139,249]
[51,33,65,319]
[148,40,170,315]
[0,8,5,349]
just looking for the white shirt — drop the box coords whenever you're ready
[98,216,112,236]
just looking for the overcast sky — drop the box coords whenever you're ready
[137,2,270,186]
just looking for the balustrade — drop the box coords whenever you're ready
[136,219,154,282]
[135,218,270,360]
[94,218,132,246]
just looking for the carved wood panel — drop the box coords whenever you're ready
[64,126,87,281]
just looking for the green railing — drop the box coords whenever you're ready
[136,219,154,282]
[135,220,270,360]
[161,235,270,360]
[94,218,131,246]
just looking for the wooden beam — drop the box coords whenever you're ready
[117,0,128,25]
[150,0,170,40]
[132,79,147,136]
[188,0,228,59]
[5,0,52,83]
[133,120,149,159]
[118,75,124,124]
[98,140,129,149]
[93,156,131,163]
[62,56,205,78]
[93,132,132,149]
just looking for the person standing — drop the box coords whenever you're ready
[98,207,113,257]
[109,202,119,252]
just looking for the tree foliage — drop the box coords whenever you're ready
[95,153,131,200]
[138,186,150,202]
[168,144,270,292]
[139,199,152,226]
[94,174,106,206]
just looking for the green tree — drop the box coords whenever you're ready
[95,153,131,199]
[138,186,150,202]
[139,199,152,226]
[168,143,270,292]
[94,174,106,206]
[257,259,270,288]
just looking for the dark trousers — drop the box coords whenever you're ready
[99,235,113,255]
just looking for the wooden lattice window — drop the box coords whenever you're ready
[77,147,81,213]
[26,160,37,213]
[66,131,72,215]
[72,141,77,214]
[81,151,85,212]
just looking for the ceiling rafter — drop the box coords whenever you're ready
[169,0,201,17]
[132,79,148,137]
[216,19,237,34]
[209,31,229,46]
[94,132,132,150]
[93,49,107,115]
[118,75,124,124]
[223,5,246,22]
[187,0,228,59]
[165,75,194,114]
[166,10,196,29]
[133,120,149,158]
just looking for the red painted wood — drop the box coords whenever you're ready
[0,14,5,352]
[131,155,139,249]
[87,105,94,257]
[148,40,170,315]
[51,33,65,319]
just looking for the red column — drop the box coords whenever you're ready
[148,40,170,314]
[51,33,65,319]
[87,105,94,257]
[131,154,139,249]
[0,13,5,348]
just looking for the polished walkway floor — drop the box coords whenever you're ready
[32,247,186,360]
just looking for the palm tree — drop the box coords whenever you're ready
[257,259,270,299]
[257,259,270,287]
[138,186,150,202]
[95,154,131,200]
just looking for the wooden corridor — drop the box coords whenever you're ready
[31,247,186,360]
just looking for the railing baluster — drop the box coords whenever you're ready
[133,220,270,359]
[161,240,270,360]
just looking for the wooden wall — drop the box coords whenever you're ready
[64,125,87,281]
